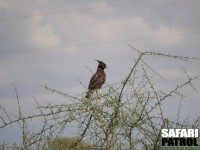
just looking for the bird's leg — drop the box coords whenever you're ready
[95,89,101,99]
[95,90,98,97]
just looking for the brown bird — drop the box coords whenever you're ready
[86,60,107,98]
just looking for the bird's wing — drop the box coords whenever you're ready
[88,73,100,89]
[88,72,105,90]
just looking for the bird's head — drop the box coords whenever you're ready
[96,60,107,69]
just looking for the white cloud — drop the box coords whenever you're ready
[63,14,184,48]
[159,69,185,80]
[87,1,114,14]
[152,25,184,46]
[0,0,10,9]
[64,46,80,55]
[31,23,62,48]
[90,17,149,41]
[29,11,62,49]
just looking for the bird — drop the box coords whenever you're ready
[85,60,107,98]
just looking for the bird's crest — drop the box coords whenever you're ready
[96,60,107,69]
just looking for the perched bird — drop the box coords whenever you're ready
[86,60,107,98]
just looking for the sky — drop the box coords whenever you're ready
[0,0,200,144]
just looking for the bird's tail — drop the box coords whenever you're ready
[85,90,93,98]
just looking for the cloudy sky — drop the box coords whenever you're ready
[0,0,200,143]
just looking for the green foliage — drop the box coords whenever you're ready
[50,137,92,150]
